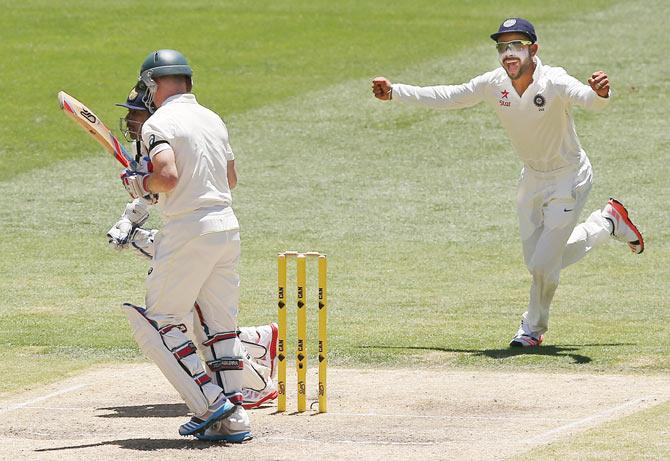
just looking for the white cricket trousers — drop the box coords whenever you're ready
[517,155,611,335]
[145,228,241,334]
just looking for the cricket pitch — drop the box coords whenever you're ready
[1,364,668,460]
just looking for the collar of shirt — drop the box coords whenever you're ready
[531,56,543,82]
[161,93,198,106]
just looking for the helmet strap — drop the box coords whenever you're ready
[133,140,143,162]
[140,71,158,113]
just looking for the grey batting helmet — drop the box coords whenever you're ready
[138,49,192,112]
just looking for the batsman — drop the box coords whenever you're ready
[115,49,253,441]
[109,82,279,415]
[372,18,644,347]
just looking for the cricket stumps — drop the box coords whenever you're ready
[277,251,328,413]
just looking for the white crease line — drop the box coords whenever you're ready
[327,411,574,423]
[7,406,86,411]
[262,436,435,446]
[0,384,88,414]
[525,396,657,445]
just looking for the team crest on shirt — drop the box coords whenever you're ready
[533,94,546,110]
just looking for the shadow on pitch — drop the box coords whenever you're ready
[360,343,633,365]
[97,403,189,418]
[34,438,231,452]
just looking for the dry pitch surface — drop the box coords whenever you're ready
[1,364,668,460]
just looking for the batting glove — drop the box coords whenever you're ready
[129,227,157,260]
[121,198,151,227]
[137,155,154,175]
[121,169,156,203]
[107,217,134,251]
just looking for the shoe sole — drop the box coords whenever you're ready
[609,198,644,254]
[195,430,253,443]
[509,335,544,348]
[242,390,278,410]
[179,399,235,436]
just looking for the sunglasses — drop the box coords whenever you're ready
[496,40,533,53]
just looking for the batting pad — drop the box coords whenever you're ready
[191,318,271,393]
[220,345,272,393]
[122,303,221,416]
[201,332,248,404]
[237,331,273,392]
[240,353,271,392]
[238,328,268,361]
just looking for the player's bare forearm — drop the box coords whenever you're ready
[146,170,178,193]
[227,160,237,189]
[146,149,179,192]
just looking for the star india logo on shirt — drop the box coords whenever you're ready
[499,89,511,107]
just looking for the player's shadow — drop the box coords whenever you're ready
[97,403,188,418]
[34,438,232,452]
[360,343,632,364]
[477,345,592,363]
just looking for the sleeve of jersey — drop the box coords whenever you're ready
[141,119,174,159]
[555,71,611,111]
[391,75,487,109]
[219,121,235,161]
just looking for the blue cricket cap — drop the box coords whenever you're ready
[490,18,537,43]
[116,84,148,111]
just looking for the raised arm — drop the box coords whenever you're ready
[556,69,611,111]
[372,75,487,109]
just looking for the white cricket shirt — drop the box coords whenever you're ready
[392,57,610,172]
[141,93,238,230]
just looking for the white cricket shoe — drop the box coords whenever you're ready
[509,333,544,347]
[509,318,544,348]
[178,393,235,436]
[242,377,278,410]
[602,198,644,254]
[194,404,252,443]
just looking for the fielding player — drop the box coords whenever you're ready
[372,18,644,347]
[116,49,253,441]
[108,85,279,414]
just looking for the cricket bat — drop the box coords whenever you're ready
[58,91,138,170]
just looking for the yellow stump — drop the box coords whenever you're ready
[318,255,328,413]
[277,254,287,412]
[296,254,307,412]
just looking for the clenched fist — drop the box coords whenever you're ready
[588,70,610,98]
[372,77,393,100]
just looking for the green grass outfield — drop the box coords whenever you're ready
[0,0,668,457]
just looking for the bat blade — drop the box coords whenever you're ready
[58,91,137,170]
